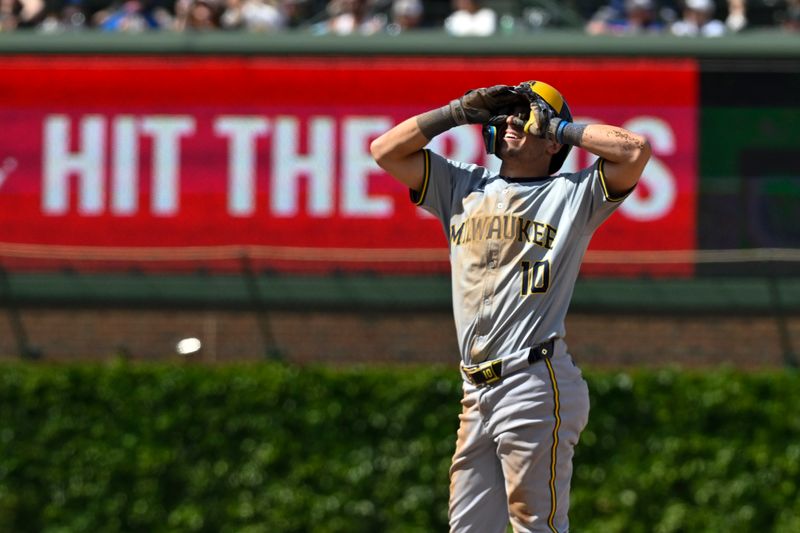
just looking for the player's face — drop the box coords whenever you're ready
[497,107,551,164]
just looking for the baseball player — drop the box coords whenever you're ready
[370,81,650,532]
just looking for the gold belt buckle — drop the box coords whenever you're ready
[464,359,502,385]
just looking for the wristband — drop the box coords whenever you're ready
[555,120,569,143]
[547,118,585,147]
[416,98,466,140]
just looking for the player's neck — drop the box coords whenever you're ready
[498,158,550,179]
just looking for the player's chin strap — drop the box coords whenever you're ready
[482,122,500,155]
[481,115,515,156]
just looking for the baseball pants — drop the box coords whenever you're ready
[448,345,590,533]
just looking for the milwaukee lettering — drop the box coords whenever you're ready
[450,216,557,249]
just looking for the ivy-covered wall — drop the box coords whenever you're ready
[2,363,799,532]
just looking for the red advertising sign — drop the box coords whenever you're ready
[0,56,697,274]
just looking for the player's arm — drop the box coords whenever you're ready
[563,124,651,197]
[371,85,525,191]
[524,102,651,196]
[369,117,429,192]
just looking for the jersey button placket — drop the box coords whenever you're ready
[477,243,499,338]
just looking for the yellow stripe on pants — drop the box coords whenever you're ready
[544,357,562,533]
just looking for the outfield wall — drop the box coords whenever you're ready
[1,33,798,279]
[0,55,696,276]
[0,32,798,363]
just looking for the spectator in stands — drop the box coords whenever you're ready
[317,0,384,35]
[781,0,799,31]
[586,0,664,35]
[220,0,286,30]
[0,0,19,30]
[94,2,137,31]
[17,0,48,28]
[174,0,223,29]
[385,0,421,34]
[725,0,746,31]
[283,0,311,28]
[670,0,726,36]
[0,0,788,33]
[36,0,91,31]
[444,0,496,36]
[94,0,172,31]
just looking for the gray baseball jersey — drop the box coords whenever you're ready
[413,149,627,366]
[412,149,628,532]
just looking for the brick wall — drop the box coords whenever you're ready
[2,308,798,368]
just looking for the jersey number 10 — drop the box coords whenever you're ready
[520,260,550,295]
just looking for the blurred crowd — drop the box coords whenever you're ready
[1,0,799,34]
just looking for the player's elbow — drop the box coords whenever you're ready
[632,137,651,183]
[370,134,392,169]
[630,135,653,169]
[636,136,652,166]
[604,130,652,173]
[603,135,651,193]
[619,134,651,187]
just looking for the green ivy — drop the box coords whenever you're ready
[1,363,798,532]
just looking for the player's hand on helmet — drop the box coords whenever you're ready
[416,85,527,140]
[449,85,524,126]
[522,99,556,138]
